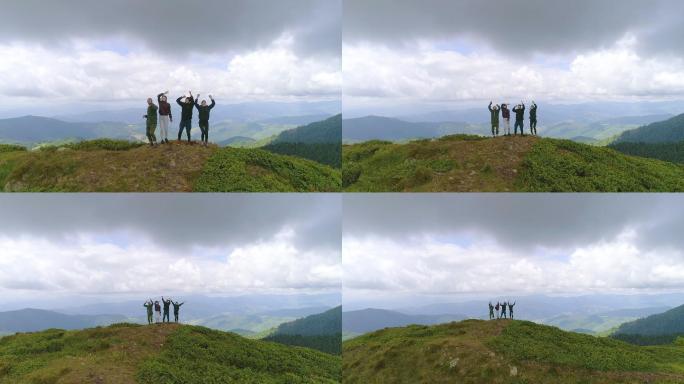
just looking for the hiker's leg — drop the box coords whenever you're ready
[177,120,184,141]
[184,120,191,142]
[160,116,169,141]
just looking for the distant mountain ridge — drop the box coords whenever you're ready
[615,113,684,143]
[614,303,684,336]
[342,308,465,334]
[0,308,126,333]
[0,116,132,145]
[343,116,475,142]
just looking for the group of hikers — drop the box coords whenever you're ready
[488,101,537,137]
[143,297,185,324]
[488,301,515,319]
[144,90,216,147]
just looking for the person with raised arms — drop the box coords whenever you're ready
[529,102,538,136]
[508,301,516,319]
[501,104,511,136]
[176,91,195,143]
[143,299,154,325]
[488,101,500,137]
[194,94,216,147]
[172,300,185,322]
[162,296,172,323]
[512,102,526,136]
[157,91,173,144]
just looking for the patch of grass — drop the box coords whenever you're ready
[489,320,665,372]
[137,326,341,384]
[343,136,535,192]
[0,144,27,153]
[194,147,341,192]
[517,138,684,192]
[1,323,341,384]
[343,319,684,384]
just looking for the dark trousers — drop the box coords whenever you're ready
[199,119,209,143]
[514,120,524,135]
[147,313,153,324]
[163,311,170,322]
[178,119,192,141]
[530,119,537,135]
[174,312,179,322]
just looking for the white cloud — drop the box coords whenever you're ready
[0,229,341,299]
[0,37,340,107]
[343,230,684,297]
[343,37,684,107]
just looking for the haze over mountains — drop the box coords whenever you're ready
[0,100,340,147]
[0,293,340,336]
[343,101,684,144]
[342,293,684,337]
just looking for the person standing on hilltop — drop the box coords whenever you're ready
[172,300,185,322]
[529,102,538,136]
[513,102,526,136]
[143,300,154,325]
[162,296,172,323]
[143,98,158,146]
[501,104,511,136]
[177,91,195,143]
[501,301,508,319]
[488,102,500,137]
[488,302,495,320]
[495,302,501,318]
[195,94,216,147]
[508,301,516,319]
[154,300,162,323]
[157,91,173,144]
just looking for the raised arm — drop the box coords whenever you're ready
[194,96,200,108]
[488,101,493,112]
[209,98,215,109]
[176,97,183,106]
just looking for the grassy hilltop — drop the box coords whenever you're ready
[0,140,340,192]
[343,135,684,192]
[342,319,684,384]
[0,323,341,384]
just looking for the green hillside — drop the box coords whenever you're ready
[608,141,684,164]
[265,307,342,355]
[0,323,341,384]
[342,319,684,384]
[343,135,684,192]
[0,140,340,192]
[613,304,684,337]
[614,113,684,143]
[264,115,342,168]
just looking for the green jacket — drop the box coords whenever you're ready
[145,104,158,126]
[143,302,153,315]
[488,103,500,124]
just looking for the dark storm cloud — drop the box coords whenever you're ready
[0,0,340,56]
[344,0,683,56]
[343,194,684,252]
[0,194,340,252]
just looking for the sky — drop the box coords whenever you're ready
[0,194,341,306]
[343,0,684,114]
[0,0,341,112]
[343,194,684,307]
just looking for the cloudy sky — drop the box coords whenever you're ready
[0,194,341,306]
[344,194,684,306]
[344,0,684,114]
[0,0,341,112]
